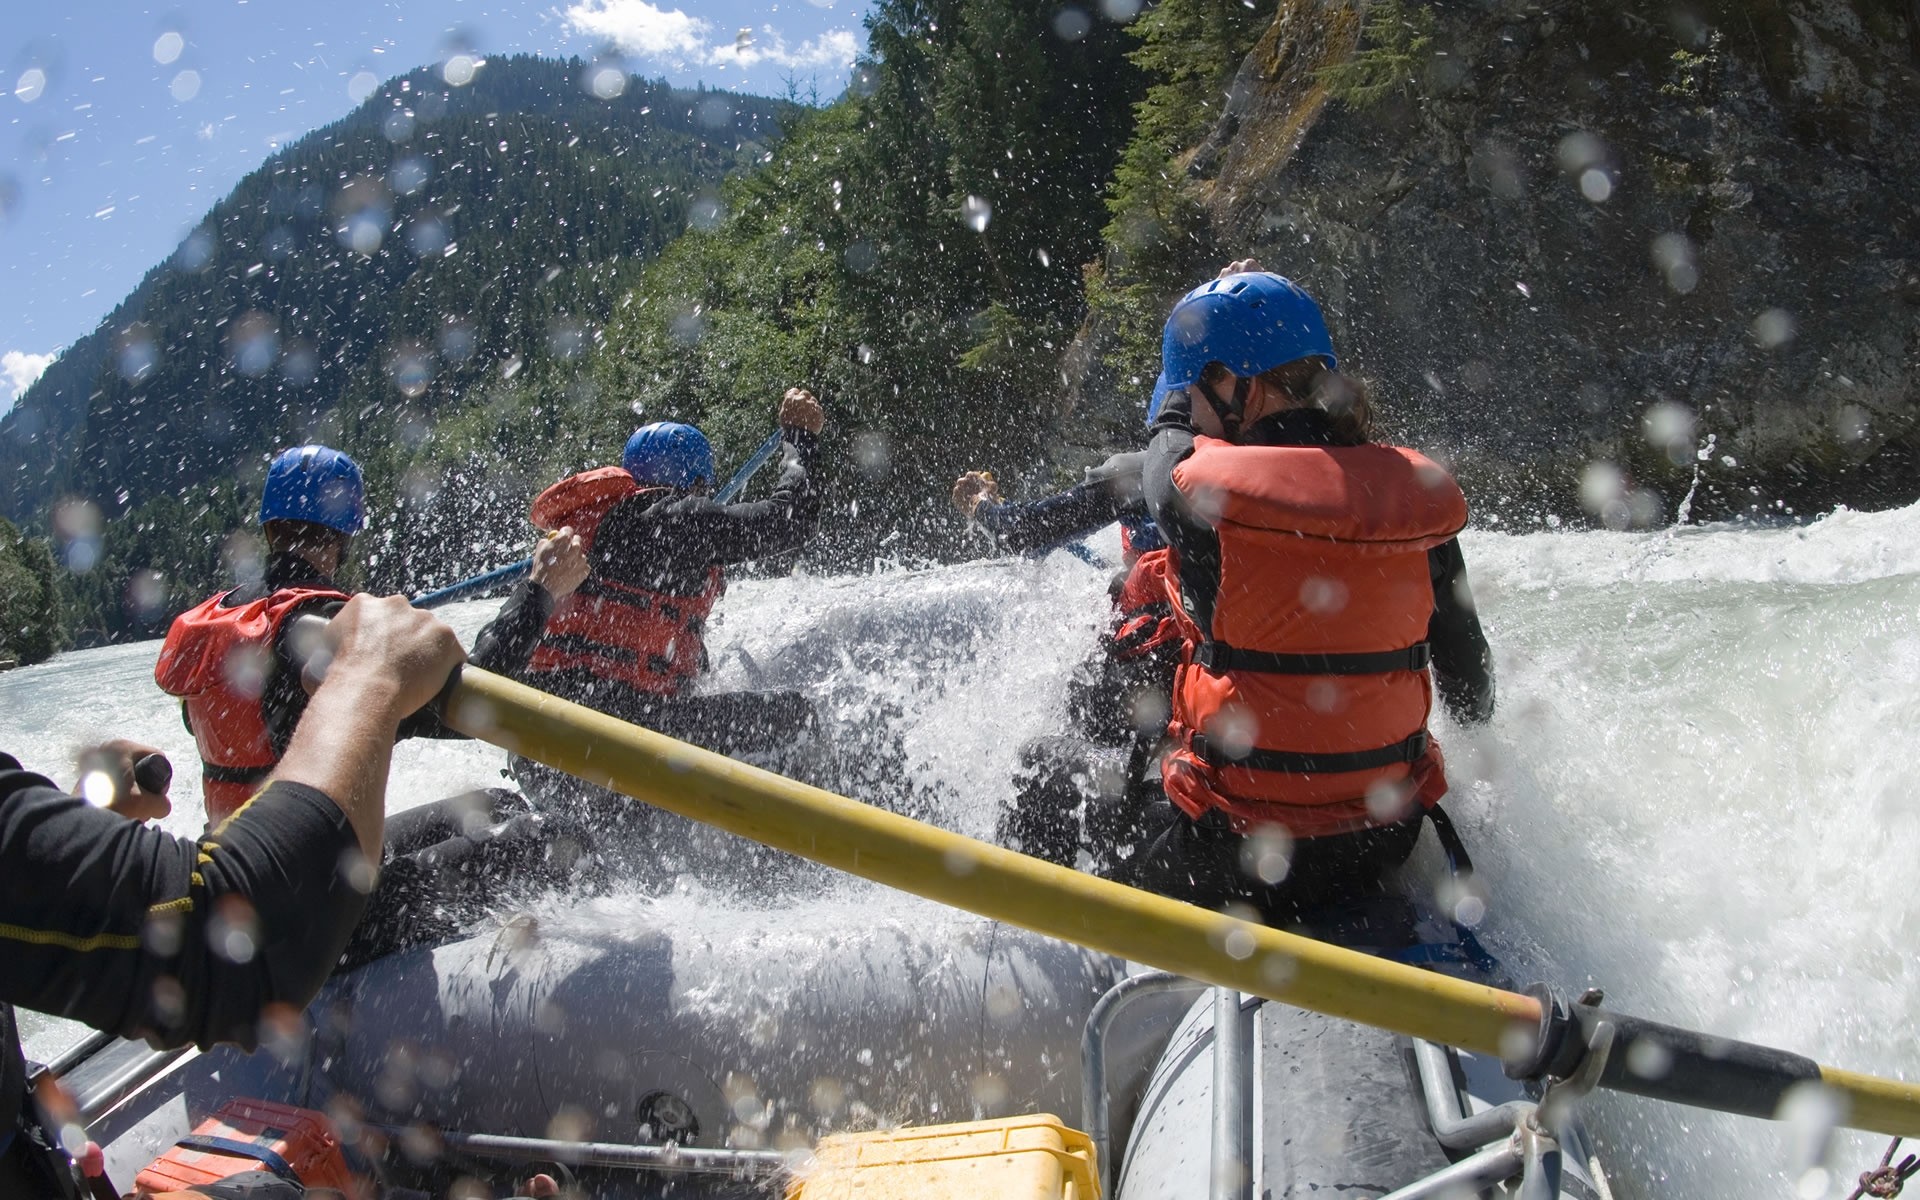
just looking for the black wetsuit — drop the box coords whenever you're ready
[0,753,365,1195]
[1127,392,1497,926]
[514,429,824,811]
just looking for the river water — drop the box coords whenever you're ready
[5,510,1918,1198]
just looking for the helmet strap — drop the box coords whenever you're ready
[1196,375,1255,439]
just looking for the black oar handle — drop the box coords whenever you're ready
[132,753,173,795]
[1513,984,1821,1119]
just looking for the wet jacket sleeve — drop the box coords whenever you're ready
[468,580,554,676]
[1427,539,1496,724]
[594,429,822,583]
[975,452,1147,554]
[0,754,366,1051]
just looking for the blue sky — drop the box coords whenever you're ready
[0,0,872,413]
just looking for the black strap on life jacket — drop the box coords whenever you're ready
[1191,641,1431,676]
[1188,729,1429,775]
[200,762,273,786]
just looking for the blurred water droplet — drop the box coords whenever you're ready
[1753,307,1795,349]
[1241,824,1293,884]
[443,55,478,86]
[1650,232,1698,294]
[1053,7,1092,39]
[170,70,202,102]
[1557,131,1606,174]
[383,108,417,143]
[587,63,627,100]
[154,32,185,66]
[14,68,47,104]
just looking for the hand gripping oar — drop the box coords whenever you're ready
[334,654,1920,1138]
[410,430,787,610]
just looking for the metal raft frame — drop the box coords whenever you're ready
[1080,972,1620,1200]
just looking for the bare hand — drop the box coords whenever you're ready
[529,527,589,599]
[1218,258,1264,277]
[951,471,1001,517]
[779,387,825,435]
[72,739,172,823]
[304,594,467,723]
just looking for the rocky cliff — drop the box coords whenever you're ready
[1081,0,1920,525]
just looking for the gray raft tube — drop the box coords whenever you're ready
[1088,974,1613,1200]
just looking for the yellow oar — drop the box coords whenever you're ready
[431,660,1918,1138]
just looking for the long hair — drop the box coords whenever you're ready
[1261,360,1373,445]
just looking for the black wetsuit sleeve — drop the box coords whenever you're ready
[390,579,553,741]
[1427,538,1496,724]
[975,452,1147,554]
[0,756,366,1050]
[1142,390,1222,631]
[469,579,554,675]
[592,429,822,586]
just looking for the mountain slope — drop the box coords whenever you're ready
[0,55,786,527]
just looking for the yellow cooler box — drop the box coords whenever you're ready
[790,1113,1100,1200]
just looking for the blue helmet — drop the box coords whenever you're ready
[623,422,715,489]
[260,445,367,533]
[1158,272,1336,398]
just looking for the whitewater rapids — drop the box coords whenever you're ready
[6,508,1919,1198]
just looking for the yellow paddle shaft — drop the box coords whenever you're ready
[440,666,1920,1137]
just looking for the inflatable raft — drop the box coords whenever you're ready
[66,867,1609,1198]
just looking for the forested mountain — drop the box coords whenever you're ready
[0,56,788,650]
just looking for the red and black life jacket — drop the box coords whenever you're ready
[1159,436,1467,838]
[154,586,349,825]
[1109,547,1182,663]
[523,467,724,697]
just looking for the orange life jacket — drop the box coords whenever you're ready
[1159,437,1467,838]
[524,467,724,696]
[1110,547,1182,662]
[154,586,348,825]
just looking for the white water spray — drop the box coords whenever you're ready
[5,511,1918,1197]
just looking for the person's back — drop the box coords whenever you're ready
[1131,269,1495,927]
[513,392,828,850]
[155,447,364,824]
[521,390,824,725]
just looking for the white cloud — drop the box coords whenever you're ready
[1,349,55,411]
[563,0,856,71]
[565,0,711,59]
[710,27,860,70]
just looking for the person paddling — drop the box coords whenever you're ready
[1129,267,1495,927]
[953,442,1184,869]
[153,444,588,829]
[512,388,828,823]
